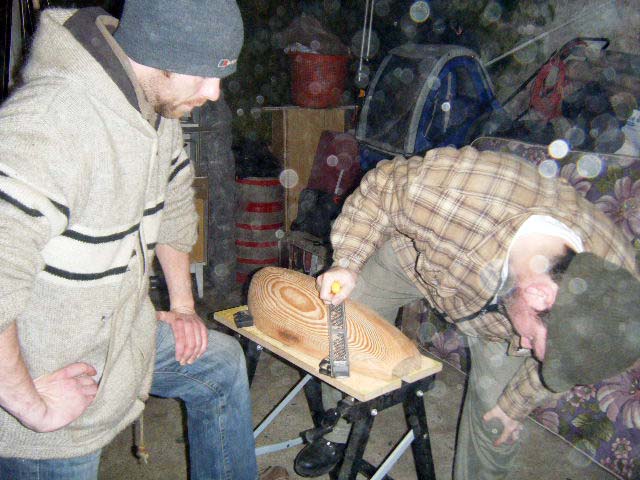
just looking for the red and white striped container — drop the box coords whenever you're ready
[235,177,284,285]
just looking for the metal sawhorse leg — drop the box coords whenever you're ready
[238,335,437,480]
[302,375,436,480]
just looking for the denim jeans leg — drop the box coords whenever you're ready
[150,321,258,480]
[0,449,101,480]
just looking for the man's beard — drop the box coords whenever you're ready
[155,101,183,119]
[138,71,195,119]
[155,99,206,119]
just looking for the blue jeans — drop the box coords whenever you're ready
[151,321,258,480]
[0,450,101,479]
[0,321,258,480]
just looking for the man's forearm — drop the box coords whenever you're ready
[155,243,195,311]
[155,244,208,365]
[496,358,552,420]
[0,323,44,422]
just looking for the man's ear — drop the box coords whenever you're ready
[521,278,558,311]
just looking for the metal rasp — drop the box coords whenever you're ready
[319,282,350,378]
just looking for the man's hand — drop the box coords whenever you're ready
[22,362,98,433]
[483,405,524,446]
[316,267,358,305]
[157,308,208,365]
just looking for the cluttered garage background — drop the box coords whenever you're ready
[3,0,640,478]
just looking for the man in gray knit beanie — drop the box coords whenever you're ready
[0,1,287,479]
[114,0,244,118]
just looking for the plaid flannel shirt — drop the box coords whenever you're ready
[331,146,637,420]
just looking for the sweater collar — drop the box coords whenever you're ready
[63,7,159,128]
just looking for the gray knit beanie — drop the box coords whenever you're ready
[113,0,244,78]
[540,252,640,393]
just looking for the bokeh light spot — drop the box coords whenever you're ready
[576,154,602,179]
[548,139,569,159]
[565,126,586,147]
[530,254,550,274]
[279,169,299,189]
[426,75,440,90]
[425,379,448,398]
[568,276,587,295]
[214,263,229,277]
[538,159,559,178]
[417,322,437,345]
[409,1,430,23]
[482,1,503,23]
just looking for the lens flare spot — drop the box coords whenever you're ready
[530,254,550,274]
[214,263,229,277]
[538,159,559,178]
[548,139,569,159]
[576,154,602,179]
[409,1,430,23]
[279,169,299,189]
[568,276,588,294]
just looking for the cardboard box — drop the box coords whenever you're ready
[190,177,208,264]
[269,107,353,230]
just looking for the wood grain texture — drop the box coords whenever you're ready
[248,267,423,380]
[213,306,442,401]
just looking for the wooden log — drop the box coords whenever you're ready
[247,267,423,380]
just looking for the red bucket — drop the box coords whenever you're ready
[289,52,349,108]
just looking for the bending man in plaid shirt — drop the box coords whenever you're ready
[294,146,640,479]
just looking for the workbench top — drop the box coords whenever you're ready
[213,306,443,401]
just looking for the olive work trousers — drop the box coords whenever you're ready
[321,241,526,479]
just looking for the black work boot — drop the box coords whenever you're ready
[294,438,346,477]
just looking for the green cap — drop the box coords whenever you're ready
[541,252,640,393]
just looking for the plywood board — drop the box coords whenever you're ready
[213,306,442,402]
[190,197,206,263]
[189,177,208,264]
[271,108,347,230]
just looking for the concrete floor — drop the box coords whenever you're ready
[98,285,617,480]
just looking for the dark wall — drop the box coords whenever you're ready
[45,0,123,16]
[32,1,565,143]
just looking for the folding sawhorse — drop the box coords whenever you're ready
[212,306,443,480]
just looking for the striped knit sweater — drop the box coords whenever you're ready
[0,8,197,457]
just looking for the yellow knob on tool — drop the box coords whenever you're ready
[331,281,341,295]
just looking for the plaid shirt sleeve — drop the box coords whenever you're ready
[497,358,557,420]
[330,158,406,271]
[457,309,555,419]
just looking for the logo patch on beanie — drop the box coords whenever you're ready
[218,59,238,68]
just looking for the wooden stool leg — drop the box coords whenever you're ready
[334,415,375,480]
[403,386,436,480]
